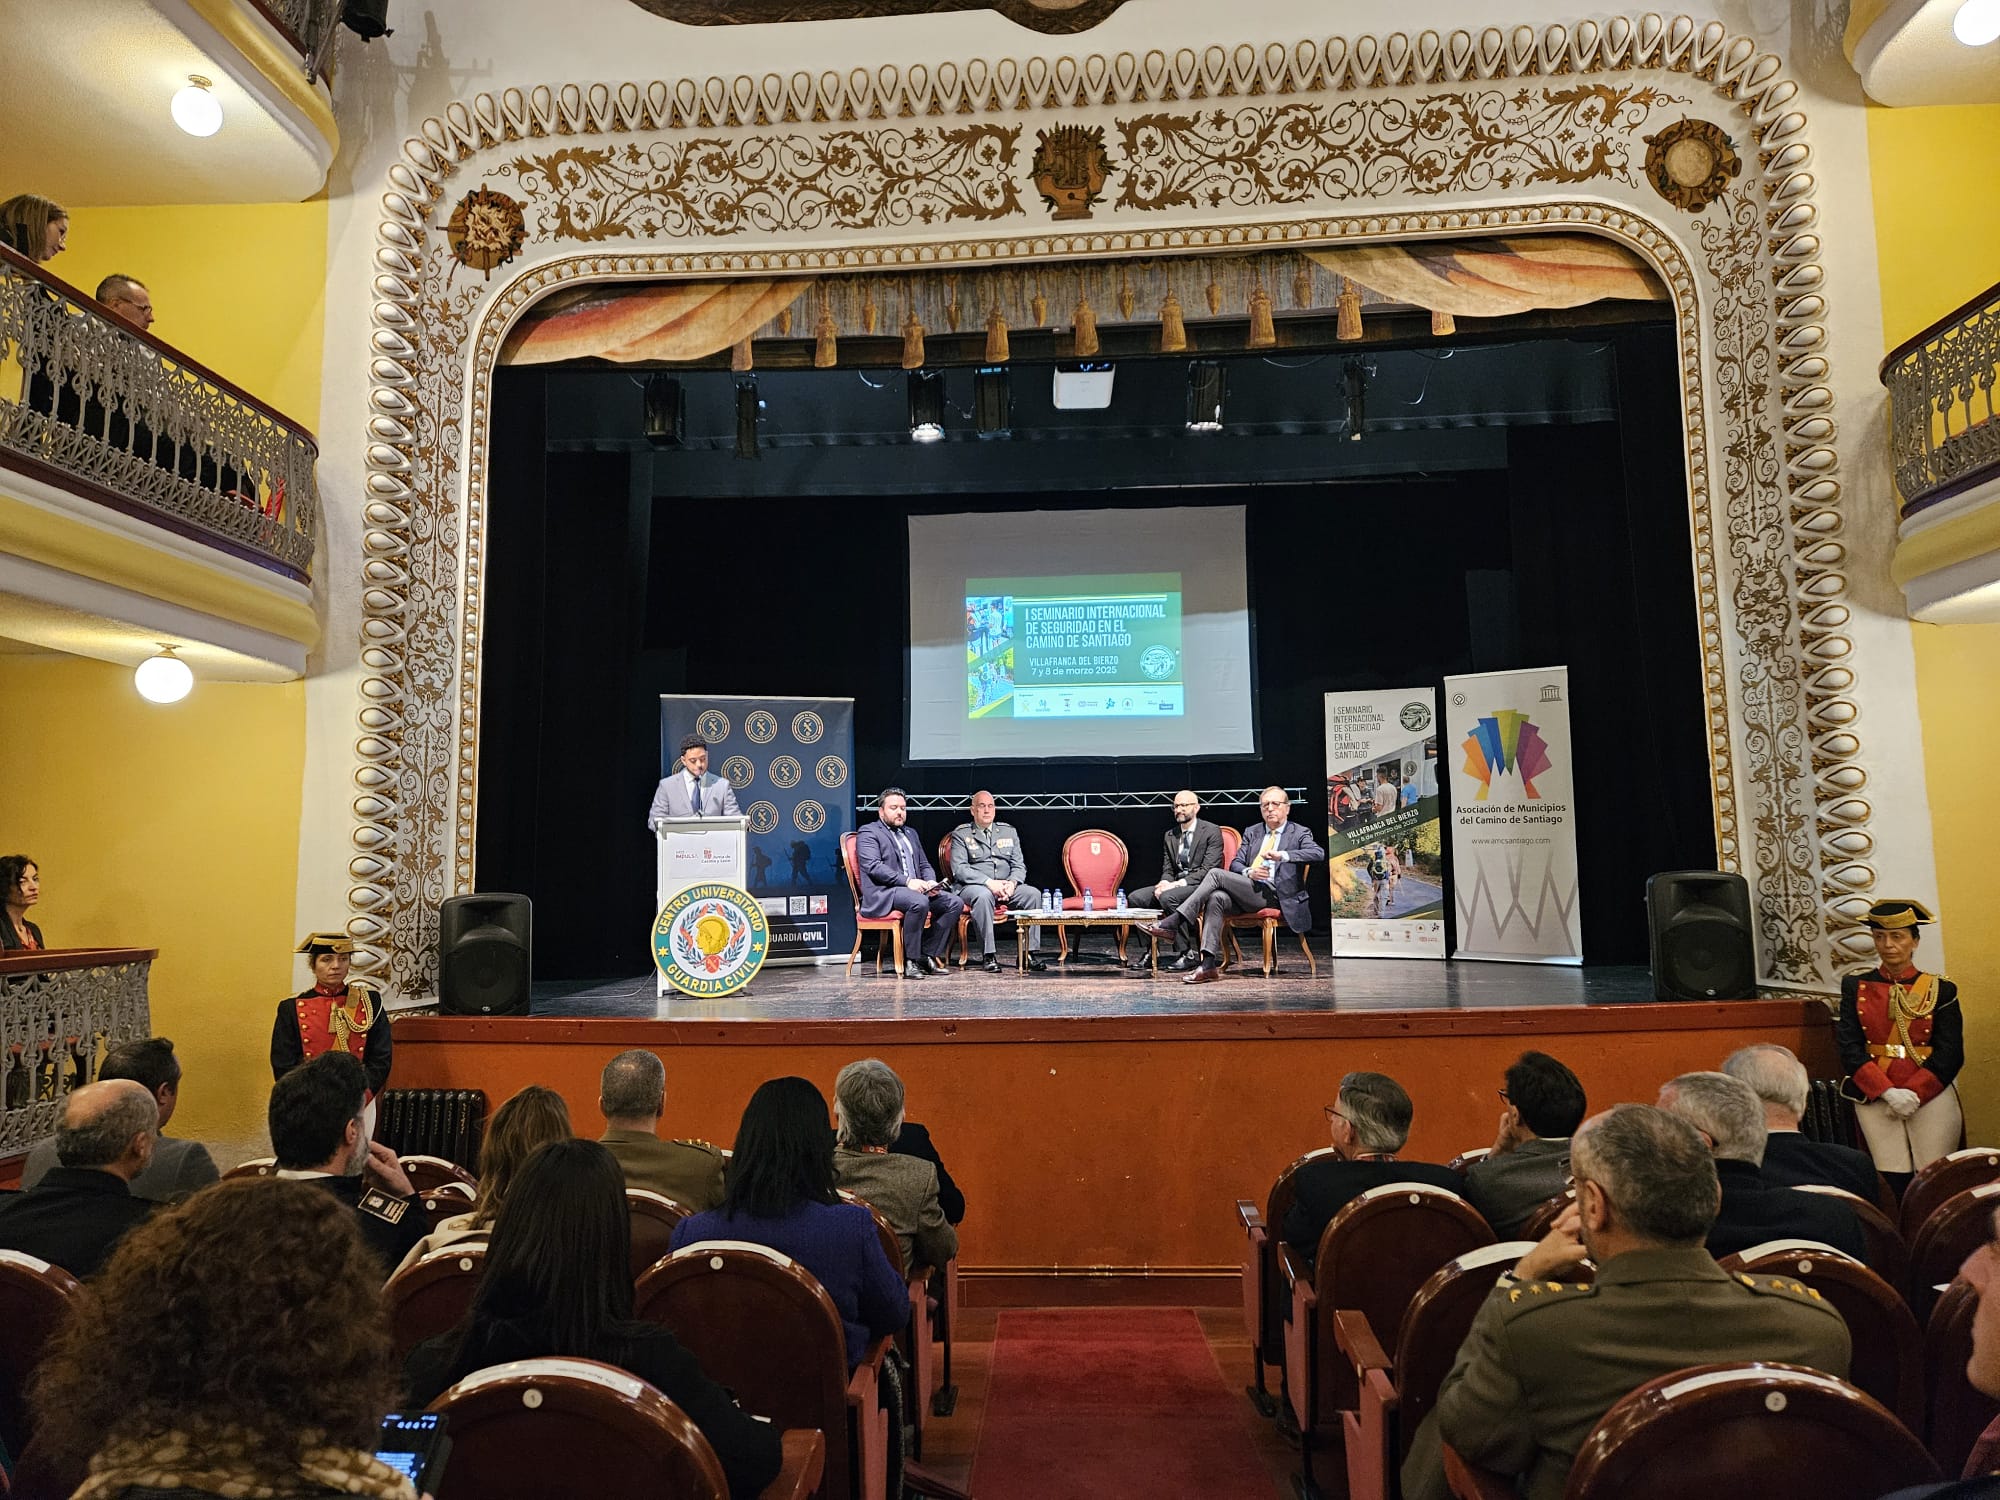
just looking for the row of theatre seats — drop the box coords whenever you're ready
[0,1154,962,1500]
[1236,1144,2000,1500]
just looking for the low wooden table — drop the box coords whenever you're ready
[1010,908,1163,973]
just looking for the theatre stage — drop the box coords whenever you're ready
[391,958,1838,1305]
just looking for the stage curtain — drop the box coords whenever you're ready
[1305,234,1665,319]
[499,279,810,365]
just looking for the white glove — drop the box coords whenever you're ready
[1881,1087,1922,1120]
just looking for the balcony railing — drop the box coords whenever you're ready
[0,245,319,582]
[1,948,156,1158]
[1882,279,2000,519]
[247,0,346,81]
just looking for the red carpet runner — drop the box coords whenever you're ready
[967,1308,1275,1499]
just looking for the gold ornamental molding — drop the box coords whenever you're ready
[349,15,1872,999]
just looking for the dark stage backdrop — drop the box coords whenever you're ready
[476,325,1713,976]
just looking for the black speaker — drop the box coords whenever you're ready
[1646,870,1755,1001]
[438,893,531,1015]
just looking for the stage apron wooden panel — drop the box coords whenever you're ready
[390,999,1837,1302]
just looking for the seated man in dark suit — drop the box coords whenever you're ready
[1462,1051,1587,1238]
[268,1051,425,1277]
[0,1079,157,1278]
[1721,1043,1881,1201]
[21,1036,219,1204]
[1281,1071,1462,1268]
[891,1117,964,1224]
[855,786,963,981]
[1657,1071,1865,1260]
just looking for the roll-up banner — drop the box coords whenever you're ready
[1323,689,1446,958]
[1442,667,1582,964]
[660,695,856,966]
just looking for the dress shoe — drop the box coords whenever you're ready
[1165,951,1201,972]
[982,954,1004,974]
[1135,919,1179,943]
[1182,961,1222,984]
[903,961,927,980]
[1024,954,1048,973]
[924,956,949,975]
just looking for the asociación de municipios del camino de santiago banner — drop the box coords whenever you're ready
[1323,689,1446,958]
[1442,666,1583,964]
[660,694,857,966]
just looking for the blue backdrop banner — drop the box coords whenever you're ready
[660,694,856,965]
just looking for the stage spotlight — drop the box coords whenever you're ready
[1343,358,1370,443]
[1185,360,1225,433]
[734,376,761,461]
[643,374,684,448]
[974,367,1012,438]
[908,370,946,443]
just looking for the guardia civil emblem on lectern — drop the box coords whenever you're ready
[653,882,769,997]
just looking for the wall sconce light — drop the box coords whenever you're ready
[135,646,194,704]
[171,76,223,137]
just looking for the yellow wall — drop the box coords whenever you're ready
[0,656,304,1151]
[1868,102,2000,1137]
[47,199,326,425]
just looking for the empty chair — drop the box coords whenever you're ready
[1282,1182,1494,1496]
[1056,828,1130,959]
[1903,1149,2000,1242]
[1925,1279,2000,1480]
[429,1356,824,1500]
[1796,1183,1911,1298]
[1563,1362,1938,1500]
[400,1154,477,1195]
[0,1250,80,1465]
[383,1243,487,1367]
[1910,1184,2000,1324]
[1237,1145,1345,1415]
[629,1186,694,1277]
[1718,1241,1924,1432]
[638,1242,889,1500]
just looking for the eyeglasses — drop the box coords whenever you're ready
[1323,1103,1349,1126]
[1497,1089,1511,1103]
[1260,800,1287,808]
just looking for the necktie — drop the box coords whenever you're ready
[896,831,913,879]
[1179,829,1192,868]
[689,775,701,813]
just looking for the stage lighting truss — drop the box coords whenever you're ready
[734,376,761,460]
[1185,360,1226,432]
[908,369,946,443]
[867,787,1309,813]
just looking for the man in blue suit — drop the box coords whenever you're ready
[645,734,742,830]
[856,787,963,980]
[1139,786,1325,983]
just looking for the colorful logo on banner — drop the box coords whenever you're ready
[653,882,769,996]
[1460,710,1555,801]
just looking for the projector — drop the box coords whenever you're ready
[1051,363,1116,411]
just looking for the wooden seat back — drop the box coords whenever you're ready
[1925,1279,2000,1479]
[1902,1149,2000,1243]
[1445,1147,1493,1176]
[1796,1183,1911,1298]
[221,1157,276,1179]
[1393,1241,1549,1463]
[1718,1241,1925,1433]
[1565,1361,1938,1500]
[383,1243,487,1367]
[429,1356,728,1500]
[1060,829,1129,906]
[400,1154,477,1195]
[0,1250,79,1460]
[1243,1147,1344,1354]
[1519,1189,1576,1241]
[627,1187,693,1278]
[1910,1183,2000,1324]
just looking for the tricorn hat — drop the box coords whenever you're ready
[295,931,355,957]
[1862,899,1935,931]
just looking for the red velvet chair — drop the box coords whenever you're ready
[1058,829,1130,960]
[400,1154,477,1195]
[0,1250,79,1468]
[1926,1279,2000,1479]
[222,1157,277,1179]
[1910,1182,2000,1325]
[383,1242,487,1366]
[1237,1145,1345,1416]
[936,833,1007,967]
[1796,1183,1911,1300]
[841,830,926,975]
[628,1187,694,1278]
[1220,822,1317,976]
[1903,1149,2000,1243]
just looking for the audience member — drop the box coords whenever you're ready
[1461,1051,1586,1238]
[0,194,67,262]
[890,1113,964,1225]
[394,1082,570,1276]
[268,1051,425,1276]
[1722,1043,1881,1200]
[671,1076,908,1371]
[0,1080,156,1278]
[1,853,44,949]
[1280,1071,1461,1268]
[405,1138,781,1498]
[1402,1104,1851,1500]
[597,1047,724,1209]
[1657,1071,1865,1260]
[831,1058,957,1274]
[21,1037,218,1203]
[1883,1203,2000,1499]
[28,1178,411,1500]
[94,274,154,331]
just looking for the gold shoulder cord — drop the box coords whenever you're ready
[1888,973,1937,1058]
[330,985,376,1052]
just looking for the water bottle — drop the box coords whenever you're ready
[1115,887,1127,910]
[1052,887,1064,911]
[1083,887,1094,913]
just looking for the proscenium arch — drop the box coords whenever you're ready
[349,17,1870,1000]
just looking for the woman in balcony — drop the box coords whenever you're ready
[0,193,67,262]
[1,854,43,950]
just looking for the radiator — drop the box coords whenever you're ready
[1804,1077,1859,1148]
[376,1088,487,1171]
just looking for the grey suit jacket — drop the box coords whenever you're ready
[646,770,743,829]
[833,1146,958,1274]
[21,1132,220,1205]
[1461,1136,1571,1238]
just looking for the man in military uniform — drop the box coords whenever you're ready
[1837,897,1963,1187]
[597,1048,725,1210]
[268,1051,425,1277]
[1402,1103,1851,1500]
[946,790,1046,974]
[272,931,392,1102]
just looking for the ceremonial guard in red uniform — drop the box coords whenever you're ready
[271,931,393,1101]
[1836,898,1962,1181]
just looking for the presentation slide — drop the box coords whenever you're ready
[909,507,1256,761]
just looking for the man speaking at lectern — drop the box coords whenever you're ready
[646,733,741,831]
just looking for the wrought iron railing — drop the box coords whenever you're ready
[1882,279,2000,519]
[247,0,347,82]
[0,245,319,581]
[1,948,156,1159]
